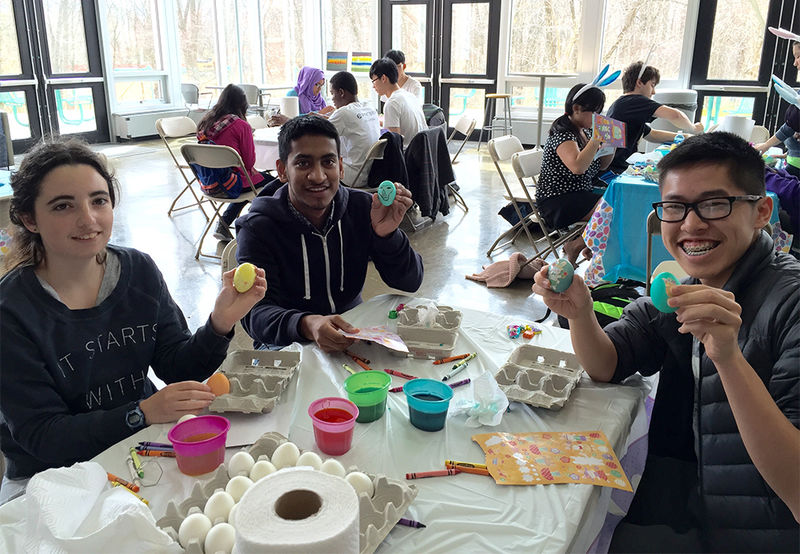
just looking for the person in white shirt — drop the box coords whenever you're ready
[327,71,381,188]
[382,50,423,103]
[370,58,427,149]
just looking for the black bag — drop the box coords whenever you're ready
[557,279,643,328]
[422,103,446,128]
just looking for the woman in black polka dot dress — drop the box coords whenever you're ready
[536,83,615,265]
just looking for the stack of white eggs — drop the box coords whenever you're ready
[177,442,375,554]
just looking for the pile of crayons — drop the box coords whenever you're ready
[406,460,491,480]
[134,441,175,458]
[107,471,149,505]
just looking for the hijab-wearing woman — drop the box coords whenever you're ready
[294,66,330,114]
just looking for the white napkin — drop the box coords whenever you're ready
[0,461,180,553]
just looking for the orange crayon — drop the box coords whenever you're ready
[136,449,176,458]
[107,471,140,492]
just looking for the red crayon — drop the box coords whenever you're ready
[406,469,461,479]
[389,386,404,393]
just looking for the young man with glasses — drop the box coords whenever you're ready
[369,58,427,149]
[533,132,799,552]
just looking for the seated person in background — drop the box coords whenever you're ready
[236,115,423,352]
[533,132,799,553]
[369,58,427,149]
[536,83,615,265]
[0,138,266,503]
[196,84,273,241]
[607,61,704,175]
[382,50,423,103]
[755,104,800,179]
[269,66,335,126]
[327,71,381,188]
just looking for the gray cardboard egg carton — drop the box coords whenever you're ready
[158,431,418,554]
[394,304,462,359]
[494,344,583,410]
[208,350,300,414]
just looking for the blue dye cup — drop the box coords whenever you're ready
[403,378,454,432]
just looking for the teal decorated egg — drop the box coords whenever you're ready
[547,258,574,293]
[377,180,397,206]
[651,272,678,313]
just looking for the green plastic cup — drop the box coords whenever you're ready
[343,371,392,423]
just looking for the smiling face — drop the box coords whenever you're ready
[330,86,345,109]
[21,164,113,265]
[313,78,325,96]
[660,163,771,288]
[276,134,343,228]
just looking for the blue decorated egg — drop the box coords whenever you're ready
[650,272,678,313]
[377,180,397,206]
[547,258,574,293]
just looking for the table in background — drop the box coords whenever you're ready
[92,294,653,553]
[583,174,791,286]
[253,126,281,172]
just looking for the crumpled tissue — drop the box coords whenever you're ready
[450,371,509,427]
[0,461,180,553]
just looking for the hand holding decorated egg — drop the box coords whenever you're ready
[210,265,267,335]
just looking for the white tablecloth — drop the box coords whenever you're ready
[85,294,653,553]
[253,127,280,171]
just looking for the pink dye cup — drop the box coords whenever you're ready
[167,415,230,476]
[308,397,359,456]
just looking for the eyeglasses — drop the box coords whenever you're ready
[652,195,763,222]
[370,77,379,83]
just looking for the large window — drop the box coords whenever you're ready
[707,0,769,81]
[508,0,582,74]
[391,4,426,74]
[174,0,217,93]
[262,0,305,85]
[0,0,21,75]
[42,0,90,74]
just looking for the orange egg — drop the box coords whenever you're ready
[207,372,230,396]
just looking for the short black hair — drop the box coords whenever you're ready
[384,50,405,65]
[369,58,399,84]
[329,71,358,96]
[278,115,341,163]
[657,132,765,195]
[621,62,661,93]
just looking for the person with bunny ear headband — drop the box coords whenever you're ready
[607,60,704,175]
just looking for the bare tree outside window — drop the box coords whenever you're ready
[0,0,22,75]
[106,0,162,71]
[42,0,89,74]
[707,0,769,81]
[450,3,489,75]
[174,0,217,92]
[261,0,305,85]
[392,4,426,74]
[508,0,582,74]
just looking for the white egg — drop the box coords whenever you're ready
[178,512,212,548]
[250,460,277,481]
[345,471,374,497]
[256,454,271,463]
[204,522,236,554]
[228,503,239,527]
[225,475,254,502]
[295,451,323,470]
[203,491,235,523]
[177,414,196,424]
[319,458,346,477]
[227,451,255,478]
[271,442,300,469]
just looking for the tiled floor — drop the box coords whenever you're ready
[99,138,575,351]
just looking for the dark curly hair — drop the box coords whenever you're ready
[6,137,118,271]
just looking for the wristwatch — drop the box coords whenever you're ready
[125,401,146,431]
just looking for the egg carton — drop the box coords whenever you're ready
[158,432,418,554]
[494,344,583,410]
[393,305,462,359]
[208,350,300,414]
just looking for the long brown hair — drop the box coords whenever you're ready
[197,84,249,135]
[5,137,118,272]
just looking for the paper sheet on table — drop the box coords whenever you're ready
[472,430,632,491]
[339,325,408,352]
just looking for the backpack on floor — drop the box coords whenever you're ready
[191,138,244,199]
[557,279,644,329]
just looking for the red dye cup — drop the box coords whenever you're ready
[168,415,230,476]
[308,397,359,456]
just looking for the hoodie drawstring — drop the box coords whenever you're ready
[338,220,344,292]
[300,235,311,300]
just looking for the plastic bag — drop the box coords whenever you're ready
[408,299,439,328]
[450,371,509,427]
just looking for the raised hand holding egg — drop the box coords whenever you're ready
[650,272,679,313]
[547,258,575,293]
[233,263,257,293]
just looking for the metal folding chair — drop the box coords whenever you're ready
[156,117,209,220]
[346,138,388,189]
[446,115,476,164]
[221,239,238,277]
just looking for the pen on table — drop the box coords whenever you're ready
[406,469,461,480]
[444,460,487,470]
[432,353,470,365]
[441,353,476,381]
[345,350,370,364]
[397,518,426,529]
[111,481,149,505]
[107,471,140,492]
[138,441,172,449]
[448,378,471,389]
[383,368,417,380]
[129,447,144,478]
[126,457,142,487]
[445,464,490,476]
[136,449,177,458]
[342,363,356,375]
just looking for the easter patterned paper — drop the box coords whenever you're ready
[339,326,409,353]
[472,431,632,491]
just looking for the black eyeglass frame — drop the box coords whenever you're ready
[652,195,764,222]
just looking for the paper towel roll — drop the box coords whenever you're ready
[280,96,300,118]
[232,467,360,553]
[715,116,755,141]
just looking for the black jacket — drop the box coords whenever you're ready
[366,131,407,191]
[404,127,455,218]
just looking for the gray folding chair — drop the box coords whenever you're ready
[346,138,388,189]
[181,143,262,260]
[181,83,212,115]
[221,239,238,277]
[156,117,209,220]
[446,115,476,164]
[486,135,531,256]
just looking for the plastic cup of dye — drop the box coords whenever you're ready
[403,379,454,432]
[343,371,392,423]
[308,397,359,455]
[168,415,231,476]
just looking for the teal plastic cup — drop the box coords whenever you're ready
[343,371,392,423]
[403,378,453,431]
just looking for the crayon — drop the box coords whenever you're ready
[107,471,140,492]
[136,449,177,457]
[405,469,460,479]
[433,353,470,365]
[126,457,142,487]
[111,481,149,505]
[442,353,476,381]
[397,518,426,528]
[353,358,373,371]
[383,368,417,380]
[342,363,356,375]
[345,350,370,364]
[389,386,404,393]
[129,447,144,478]
[138,441,173,449]
[445,464,490,476]
[134,444,173,452]
[447,378,471,389]
[444,460,487,470]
